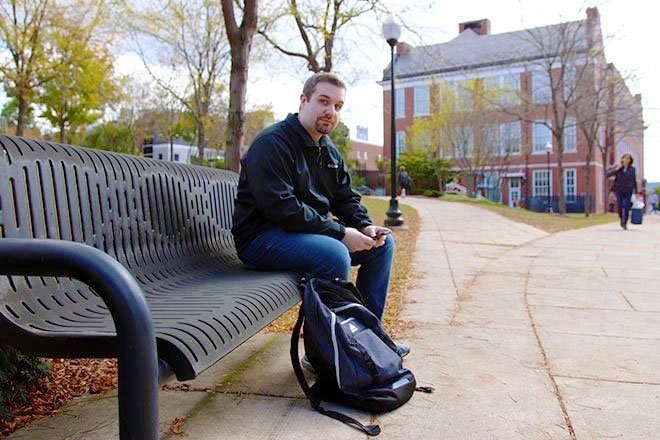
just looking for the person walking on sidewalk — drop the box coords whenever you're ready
[607,153,638,230]
[398,166,412,198]
[231,72,409,357]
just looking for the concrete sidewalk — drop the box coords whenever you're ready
[10,200,660,439]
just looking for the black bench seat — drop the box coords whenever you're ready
[0,135,301,439]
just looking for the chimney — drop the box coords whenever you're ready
[459,19,490,36]
[396,42,412,56]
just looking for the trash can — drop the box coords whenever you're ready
[631,208,643,225]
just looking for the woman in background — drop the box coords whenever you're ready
[607,153,638,230]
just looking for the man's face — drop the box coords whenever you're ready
[299,82,345,140]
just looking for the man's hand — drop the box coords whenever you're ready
[341,227,376,252]
[360,225,392,248]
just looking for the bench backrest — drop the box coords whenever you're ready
[0,135,244,347]
[0,135,239,268]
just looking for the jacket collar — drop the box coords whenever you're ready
[285,113,333,149]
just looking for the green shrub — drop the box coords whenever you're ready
[351,174,366,188]
[0,346,50,422]
[422,189,441,198]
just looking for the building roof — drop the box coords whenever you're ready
[382,19,591,81]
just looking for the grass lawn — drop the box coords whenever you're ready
[266,197,420,337]
[440,193,618,233]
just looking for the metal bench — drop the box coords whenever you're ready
[0,135,301,439]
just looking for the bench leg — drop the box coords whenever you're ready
[118,343,160,440]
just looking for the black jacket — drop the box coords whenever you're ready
[231,113,372,254]
[609,166,638,193]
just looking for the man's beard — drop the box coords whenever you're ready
[315,118,336,135]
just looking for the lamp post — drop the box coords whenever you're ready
[545,141,552,213]
[383,17,404,227]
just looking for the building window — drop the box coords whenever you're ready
[356,125,369,141]
[356,150,361,159]
[457,80,473,111]
[455,129,474,158]
[564,169,576,200]
[563,65,576,101]
[533,170,552,197]
[485,125,500,156]
[364,151,368,160]
[533,121,552,153]
[377,154,382,161]
[502,73,520,106]
[396,131,406,157]
[395,88,405,118]
[500,121,521,155]
[174,153,180,161]
[532,70,551,104]
[563,118,576,152]
[414,86,430,116]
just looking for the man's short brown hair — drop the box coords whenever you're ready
[302,72,346,99]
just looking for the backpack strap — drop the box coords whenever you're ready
[290,304,381,436]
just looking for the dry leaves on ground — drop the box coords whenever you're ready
[0,358,118,437]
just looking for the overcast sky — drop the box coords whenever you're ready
[237,0,660,182]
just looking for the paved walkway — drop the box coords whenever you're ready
[10,199,660,439]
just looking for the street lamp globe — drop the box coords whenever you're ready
[545,141,552,153]
[382,17,402,46]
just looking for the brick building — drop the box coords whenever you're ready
[380,8,644,212]
[348,139,383,171]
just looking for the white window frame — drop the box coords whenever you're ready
[532,70,551,104]
[364,151,368,160]
[395,88,405,119]
[564,168,576,200]
[395,131,406,157]
[500,121,521,155]
[356,150,361,159]
[533,121,552,154]
[439,128,452,158]
[413,85,430,116]
[502,73,520,106]
[533,170,552,197]
[456,129,474,158]
[563,118,577,152]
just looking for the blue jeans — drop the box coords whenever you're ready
[238,228,395,319]
[616,191,632,225]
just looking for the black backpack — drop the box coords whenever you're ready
[291,277,433,436]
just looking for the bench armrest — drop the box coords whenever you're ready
[0,238,159,439]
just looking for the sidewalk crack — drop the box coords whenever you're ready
[524,259,577,440]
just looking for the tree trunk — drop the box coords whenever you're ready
[556,134,565,214]
[584,149,592,217]
[197,118,207,163]
[222,0,258,173]
[602,149,609,214]
[225,50,249,172]
[16,94,29,137]
[59,120,66,143]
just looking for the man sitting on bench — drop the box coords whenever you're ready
[231,72,409,358]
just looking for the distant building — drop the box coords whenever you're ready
[142,139,224,164]
[348,139,383,171]
[380,8,644,212]
[356,125,369,141]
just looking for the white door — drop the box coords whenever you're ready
[509,178,521,208]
